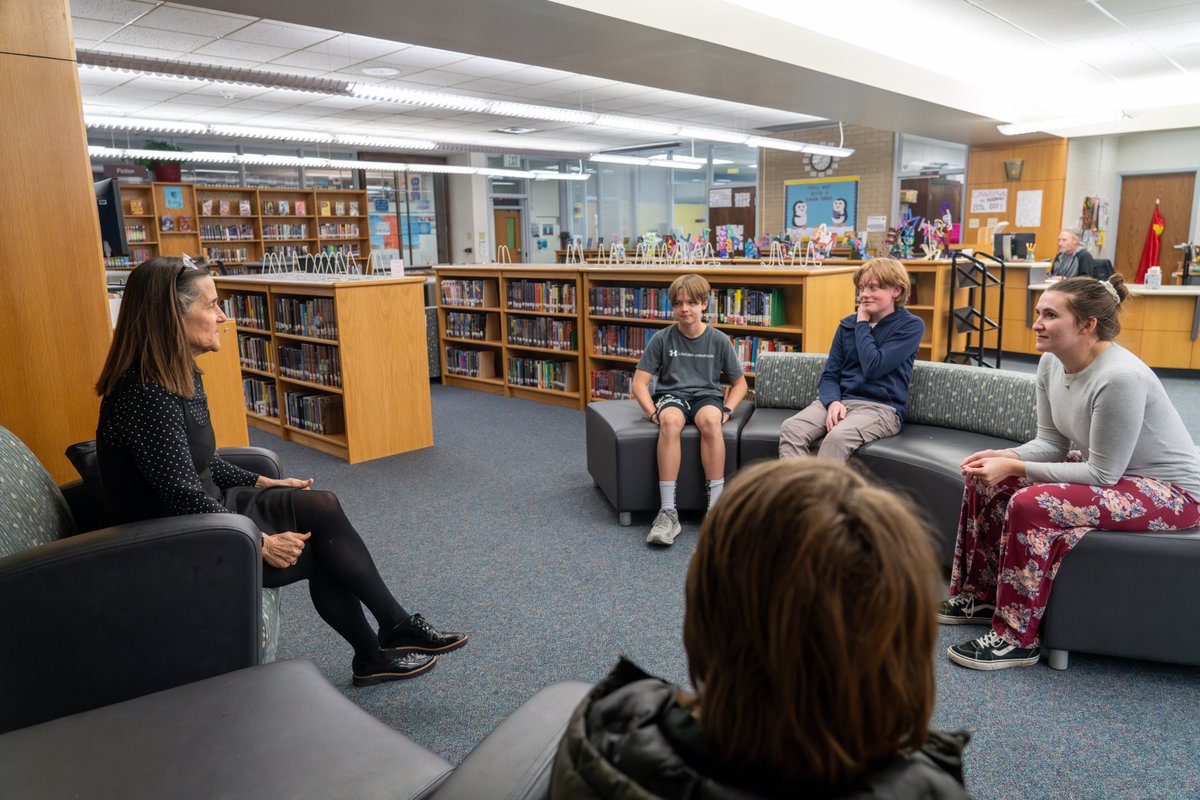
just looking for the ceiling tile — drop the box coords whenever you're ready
[96,86,184,104]
[78,67,135,87]
[88,42,190,61]
[436,55,530,78]
[192,38,296,63]
[311,33,409,60]
[105,25,215,52]
[135,5,253,36]
[332,62,426,80]
[249,64,333,79]
[70,0,156,25]
[302,95,383,110]
[70,18,126,40]
[224,20,338,49]
[370,45,472,70]
[402,69,479,87]
[487,65,578,84]
[493,84,581,100]
[450,78,526,94]
[269,51,362,71]
[177,54,261,70]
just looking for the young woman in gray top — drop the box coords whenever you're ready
[937,274,1200,670]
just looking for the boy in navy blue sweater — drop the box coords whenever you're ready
[779,258,924,462]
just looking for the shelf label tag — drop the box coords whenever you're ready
[390,258,405,276]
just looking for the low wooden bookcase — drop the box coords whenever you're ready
[214,274,432,463]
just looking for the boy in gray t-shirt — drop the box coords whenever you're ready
[632,274,747,546]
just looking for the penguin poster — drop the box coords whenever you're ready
[784,176,858,237]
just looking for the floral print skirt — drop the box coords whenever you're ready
[950,464,1199,647]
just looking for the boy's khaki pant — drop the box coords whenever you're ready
[778,399,901,463]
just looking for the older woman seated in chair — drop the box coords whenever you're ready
[551,458,973,799]
[95,256,467,687]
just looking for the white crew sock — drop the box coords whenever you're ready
[659,481,677,510]
[706,478,725,509]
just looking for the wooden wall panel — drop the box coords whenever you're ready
[1114,172,1196,279]
[966,139,1068,262]
[0,0,113,483]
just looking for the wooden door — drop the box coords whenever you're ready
[493,208,522,263]
[1115,172,1195,281]
[708,187,756,252]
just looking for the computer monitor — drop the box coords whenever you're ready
[94,178,129,259]
[1011,232,1036,260]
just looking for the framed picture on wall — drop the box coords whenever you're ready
[784,176,859,236]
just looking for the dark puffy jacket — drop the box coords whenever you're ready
[551,659,974,800]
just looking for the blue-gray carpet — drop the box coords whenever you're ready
[258,373,1200,800]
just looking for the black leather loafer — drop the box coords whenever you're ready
[380,613,469,656]
[351,651,437,686]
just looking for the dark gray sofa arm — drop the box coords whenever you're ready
[433,681,592,800]
[220,446,282,479]
[0,513,263,733]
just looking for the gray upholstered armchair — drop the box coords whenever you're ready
[0,425,282,733]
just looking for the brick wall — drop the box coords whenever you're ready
[760,124,896,251]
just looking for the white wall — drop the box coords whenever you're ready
[528,178,560,264]
[1062,135,1120,258]
[446,153,490,264]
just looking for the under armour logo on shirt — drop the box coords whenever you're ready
[669,349,678,357]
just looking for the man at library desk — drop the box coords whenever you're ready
[778,258,924,462]
[94,257,467,687]
[632,274,747,547]
[1049,227,1097,278]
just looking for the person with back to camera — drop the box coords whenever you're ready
[941,274,1200,669]
[550,458,974,799]
[632,273,747,547]
[94,256,467,686]
[778,258,925,462]
[1048,227,1096,278]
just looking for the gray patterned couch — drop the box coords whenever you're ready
[738,352,1200,670]
[0,425,281,732]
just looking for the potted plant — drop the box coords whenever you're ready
[133,140,186,182]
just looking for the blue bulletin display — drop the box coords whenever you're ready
[783,176,859,237]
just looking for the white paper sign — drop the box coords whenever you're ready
[970,189,1008,214]
[1015,190,1043,228]
[733,191,751,208]
[708,188,732,208]
[390,258,405,276]
[867,215,888,232]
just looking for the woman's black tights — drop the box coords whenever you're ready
[263,490,406,660]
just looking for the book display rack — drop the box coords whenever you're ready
[103,182,370,270]
[214,274,432,463]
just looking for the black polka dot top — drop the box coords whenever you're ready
[97,368,259,524]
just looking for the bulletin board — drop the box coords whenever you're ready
[783,176,859,236]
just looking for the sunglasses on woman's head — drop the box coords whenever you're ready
[177,253,203,278]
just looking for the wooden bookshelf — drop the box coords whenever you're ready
[214,274,432,463]
[104,182,370,270]
[111,183,158,268]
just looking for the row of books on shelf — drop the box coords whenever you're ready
[441,279,495,308]
[507,357,578,393]
[507,317,577,351]
[205,247,250,262]
[285,391,345,436]
[279,343,342,387]
[222,295,268,329]
[263,224,308,240]
[728,336,800,373]
[320,243,362,257]
[590,369,634,400]
[104,247,151,268]
[591,323,655,359]
[275,297,338,339]
[506,280,576,313]
[261,200,305,216]
[237,333,273,372]
[160,215,194,232]
[202,199,254,216]
[201,223,254,241]
[243,377,279,417]
[444,312,494,340]
[265,245,311,258]
[125,224,150,243]
[318,223,360,239]
[445,347,496,379]
[584,286,788,327]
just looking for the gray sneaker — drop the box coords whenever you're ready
[646,508,682,546]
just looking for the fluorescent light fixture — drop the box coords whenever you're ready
[489,101,596,125]
[997,110,1131,135]
[85,115,436,151]
[676,126,750,144]
[591,114,680,134]
[589,153,650,166]
[361,67,401,77]
[647,159,703,170]
[348,83,490,112]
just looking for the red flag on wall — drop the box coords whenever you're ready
[1136,205,1165,282]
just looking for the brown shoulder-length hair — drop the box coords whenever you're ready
[96,256,210,398]
[1046,273,1130,341]
[684,458,940,789]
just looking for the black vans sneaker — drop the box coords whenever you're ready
[948,630,1041,671]
[937,594,996,625]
